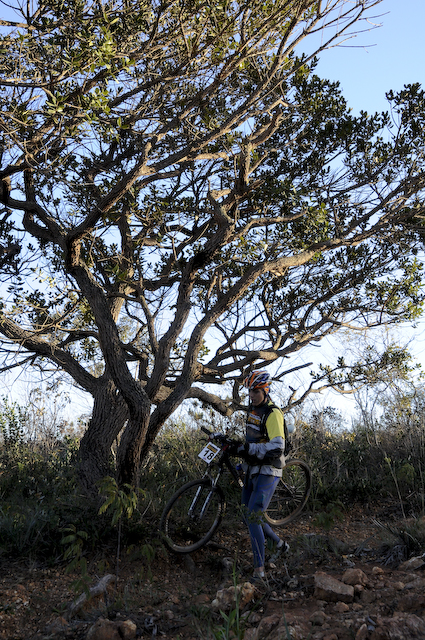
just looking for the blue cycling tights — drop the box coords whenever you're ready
[241,473,281,569]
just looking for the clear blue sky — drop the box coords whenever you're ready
[313,0,425,115]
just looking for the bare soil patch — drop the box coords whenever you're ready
[0,503,423,639]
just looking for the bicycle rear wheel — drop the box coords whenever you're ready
[160,478,225,553]
[265,459,312,526]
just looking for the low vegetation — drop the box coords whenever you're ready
[0,393,424,568]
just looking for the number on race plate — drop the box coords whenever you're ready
[198,442,221,464]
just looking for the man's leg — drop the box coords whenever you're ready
[243,474,280,572]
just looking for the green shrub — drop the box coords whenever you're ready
[294,410,424,515]
[374,516,425,565]
[0,395,424,564]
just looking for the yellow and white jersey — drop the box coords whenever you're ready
[244,400,286,477]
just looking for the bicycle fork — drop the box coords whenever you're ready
[188,470,222,520]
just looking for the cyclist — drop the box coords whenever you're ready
[228,370,289,581]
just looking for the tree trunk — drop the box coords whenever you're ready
[78,378,128,496]
[116,386,191,485]
[116,403,151,486]
[138,418,165,472]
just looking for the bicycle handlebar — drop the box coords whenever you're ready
[201,426,233,446]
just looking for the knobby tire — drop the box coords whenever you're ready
[160,478,225,553]
[264,458,312,526]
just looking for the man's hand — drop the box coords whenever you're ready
[226,439,243,456]
[238,443,259,465]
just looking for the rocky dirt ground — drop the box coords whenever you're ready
[0,502,424,640]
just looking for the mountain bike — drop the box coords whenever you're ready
[159,426,312,553]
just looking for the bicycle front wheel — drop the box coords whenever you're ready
[160,478,225,553]
[265,459,312,527]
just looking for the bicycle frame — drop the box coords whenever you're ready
[202,448,244,488]
[186,449,243,520]
[206,451,305,504]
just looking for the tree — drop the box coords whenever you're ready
[1,0,425,491]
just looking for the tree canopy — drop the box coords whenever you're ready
[1,0,425,490]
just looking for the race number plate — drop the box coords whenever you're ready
[198,442,221,464]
